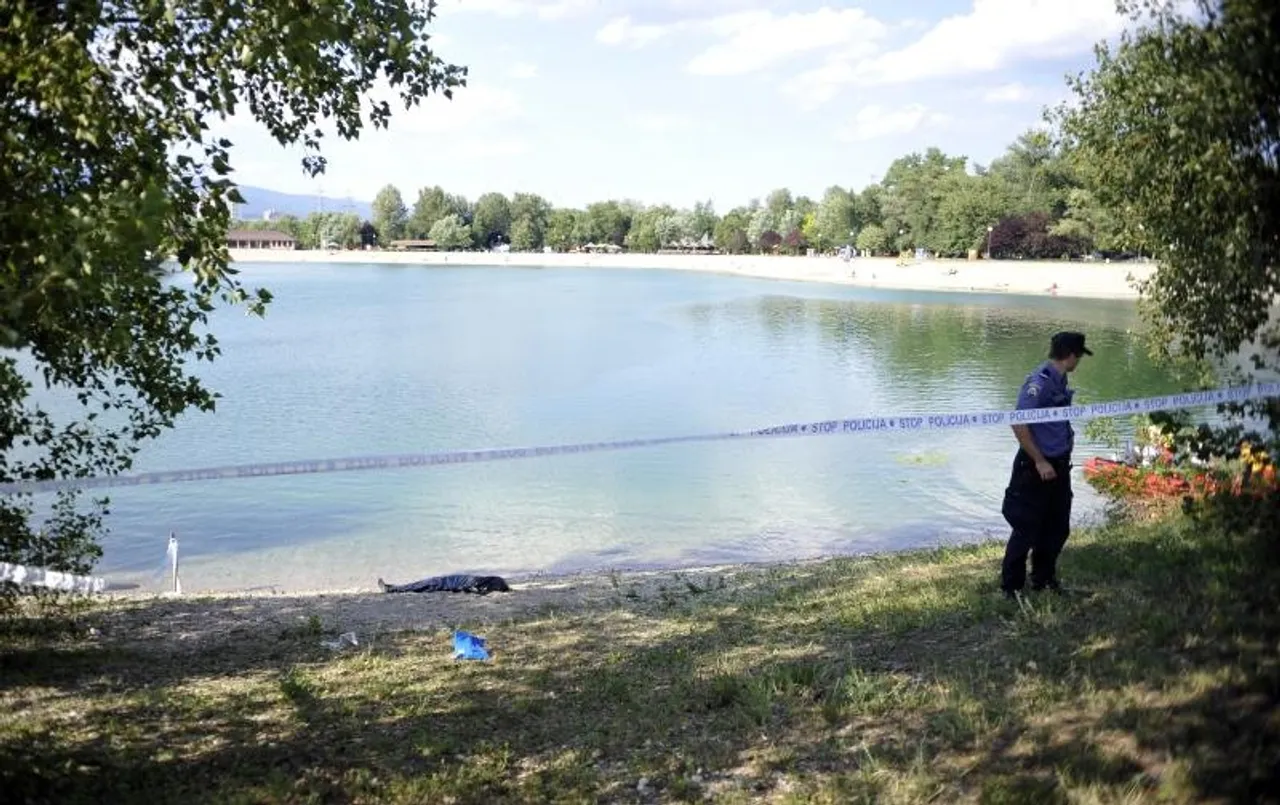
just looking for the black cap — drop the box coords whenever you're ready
[1050,331,1093,358]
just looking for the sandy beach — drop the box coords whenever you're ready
[94,559,829,650]
[230,248,1156,301]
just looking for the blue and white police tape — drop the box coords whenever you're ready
[0,561,105,594]
[1,381,1276,496]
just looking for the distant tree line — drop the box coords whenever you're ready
[234,128,1144,260]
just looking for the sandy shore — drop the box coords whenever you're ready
[230,249,1156,301]
[93,558,838,650]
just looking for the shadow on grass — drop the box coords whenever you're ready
[1,513,1277,803]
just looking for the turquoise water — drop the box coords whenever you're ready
[33,263,1179,592]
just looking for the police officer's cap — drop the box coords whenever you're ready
[1050,331,1093,358]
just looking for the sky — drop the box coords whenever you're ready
[217,0,1131,211]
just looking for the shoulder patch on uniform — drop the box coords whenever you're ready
[1026,383,1040,398]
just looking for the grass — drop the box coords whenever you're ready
[2,513,1278,804]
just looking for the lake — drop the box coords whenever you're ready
[47,262,1179,592]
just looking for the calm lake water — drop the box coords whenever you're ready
[41,263,1181,592]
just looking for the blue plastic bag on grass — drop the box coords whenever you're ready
[453,629,490,661]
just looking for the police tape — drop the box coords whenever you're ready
[0,561,105,594]
[1,381,1277,496]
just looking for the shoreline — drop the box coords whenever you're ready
[90,515,1073,641]
[92,542,983,647]
[230,248,1156,301]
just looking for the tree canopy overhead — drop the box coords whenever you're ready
[1,0,464,581]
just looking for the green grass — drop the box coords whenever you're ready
[2,514,1278,804]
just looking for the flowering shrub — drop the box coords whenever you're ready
[1084,439,1277,516]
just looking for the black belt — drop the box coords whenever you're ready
[1017,448,1071,464]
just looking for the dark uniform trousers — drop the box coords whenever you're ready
[1000,448,1073,592]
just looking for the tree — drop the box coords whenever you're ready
[987,214,1031,259]
[510,192,552,251]
[856,185,883,233]
[714,209,750,254]
[764,188,793,222]
[759,230,783,252]
[328,213,364,249]
[471,192,512,249]
[801,212,821,250]
[776,209,802,242]
[855,224,888,255]
[792,195,817,221]
[782,227,808,255]
[1051,188,1121,253]
[446,193,473,225]
[930,173,1012,256]
[988,212,1087,260]
[624,209,662,253]
[409,186,451,238]
[879,148,969,252]
[509,217,538,252]
[271,214,304,241]
[428,214,473,250]
[988,128,1077,218]
[655,208,688,248]
[296,211,361,250]
[545,209,579,251]
[0,0,464,585]
[625,205,682,252]
[371,184,408,243]
[689,201,718,240]
[1054,0,1280,407]
[582,201,632,246]
[747,208,775,250]
[812,186,857,252]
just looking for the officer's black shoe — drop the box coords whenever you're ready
[1002,588,1022,602]
[1031,579,1065,595]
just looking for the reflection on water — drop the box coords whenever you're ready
[26,264,1178,592]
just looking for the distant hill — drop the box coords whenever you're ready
[232,184,373,221]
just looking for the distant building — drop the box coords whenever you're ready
[659,234,717,255]
[388,239,438,251]
[227,229,297,250]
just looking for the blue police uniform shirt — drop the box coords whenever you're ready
[1016,361,1074,458]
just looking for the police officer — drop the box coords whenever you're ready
[1000,331,1092,599]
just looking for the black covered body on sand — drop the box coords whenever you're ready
[378,574,512,595]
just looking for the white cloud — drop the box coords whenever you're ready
[837,104,951,142]
[983,82,1031,103]
[595,7,888,76]
[782,57,859,111]
[596,16,671,49]
[852,0,1125,86]
[441,0,595,20]
[534,0,596,20]
[686,7,887,76]
[782,0,1123,109]
[509,62,539,80]
[451,137,530,159]
[382,83,523,136]
[629,112,695,134]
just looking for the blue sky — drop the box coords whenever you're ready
[218,0,1128,210]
